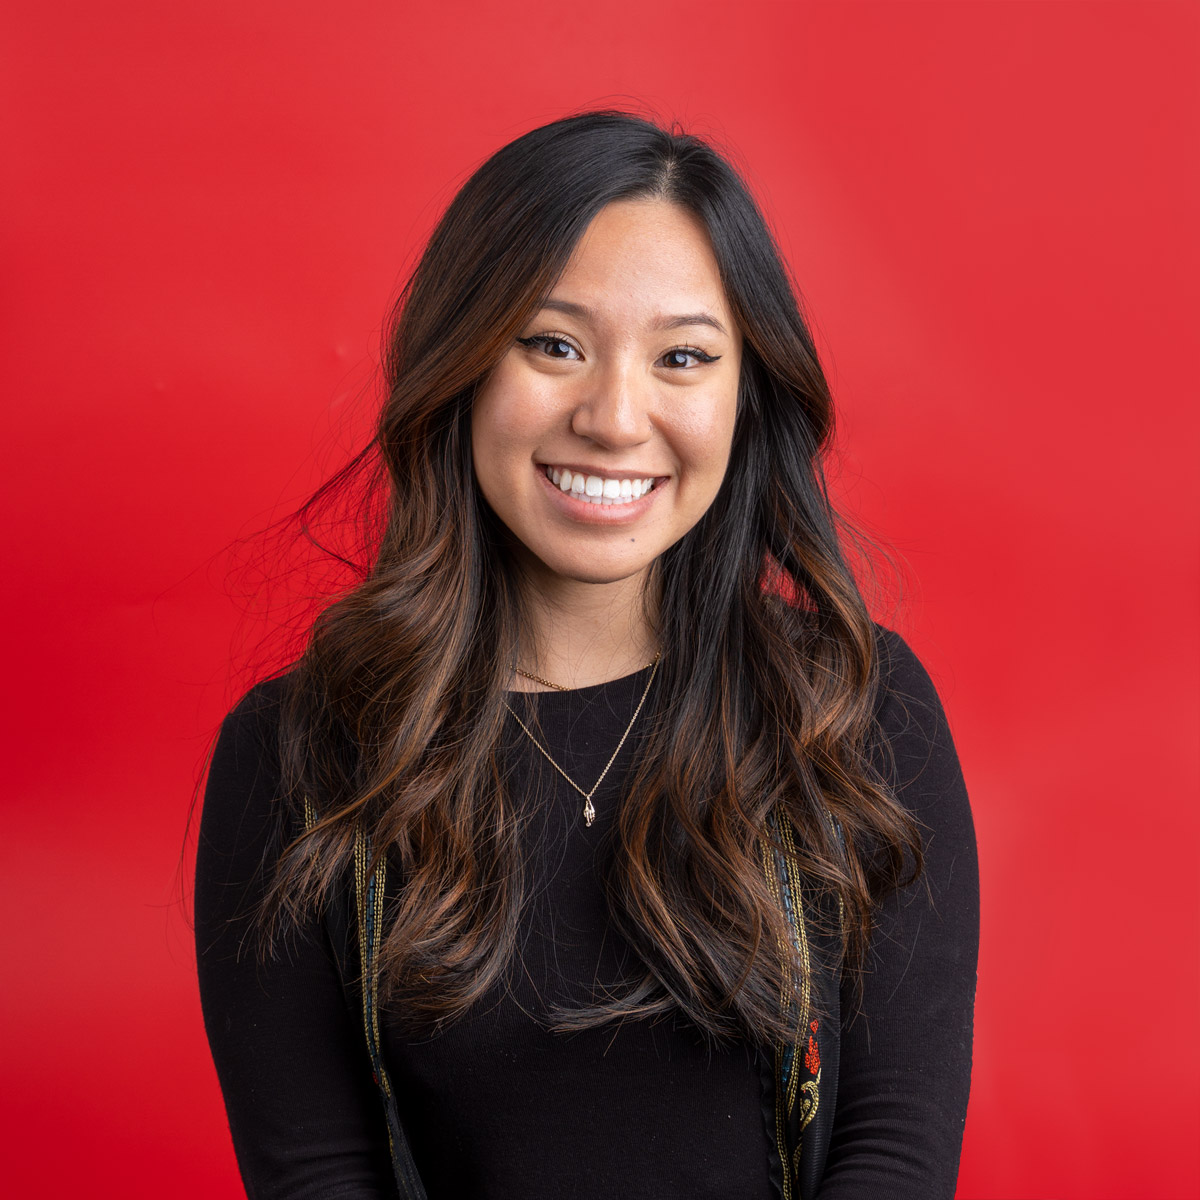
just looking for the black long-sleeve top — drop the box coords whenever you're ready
[195,627,979,1198]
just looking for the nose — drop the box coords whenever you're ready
[569,362,654,449]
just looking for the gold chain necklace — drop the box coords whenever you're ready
[511,667,570,692]
[503,653,661,827]
[511,655,658,693]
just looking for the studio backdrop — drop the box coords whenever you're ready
[2,3,1196,1197]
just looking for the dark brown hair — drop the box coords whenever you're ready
[260,111,922,1044]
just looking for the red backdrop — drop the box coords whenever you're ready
[3,2,1197,1196]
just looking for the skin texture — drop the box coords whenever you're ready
[471,198,742,687]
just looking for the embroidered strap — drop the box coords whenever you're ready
[304,799,427,1200]
[762,811,837,1200]
[353,830,429,1199]
[353,831,389,1121]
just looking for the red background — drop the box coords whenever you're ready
[3,2,1197,1196]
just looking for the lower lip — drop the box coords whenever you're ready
[537,468,665,525]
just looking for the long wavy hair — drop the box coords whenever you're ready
[259,111,922,1045]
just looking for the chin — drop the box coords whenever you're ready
[534,549,655,588]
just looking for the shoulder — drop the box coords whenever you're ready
[872,624,945,722]
[201,674,295,856]
[210,674,292,779]
[868,623,973,836]
[218,673,291,742]
[870,623,957,750]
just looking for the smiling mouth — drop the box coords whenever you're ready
[543,466,661,506]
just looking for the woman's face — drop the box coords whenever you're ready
[471,198,742,593]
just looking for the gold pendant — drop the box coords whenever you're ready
[503,652,661,834]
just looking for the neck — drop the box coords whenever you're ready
[511,566,659,692]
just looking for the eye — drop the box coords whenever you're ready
[516,334,581,360]
[660,346,721,369]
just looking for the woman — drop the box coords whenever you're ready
[195,111,979,1200]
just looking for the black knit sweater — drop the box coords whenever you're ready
[195,627,978,1198]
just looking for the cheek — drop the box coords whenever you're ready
[472,369,563,460]
[673,391,739,481]
[470,387,518,513]
[472,380,526,473]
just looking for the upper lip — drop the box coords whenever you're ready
[539,462,664,479]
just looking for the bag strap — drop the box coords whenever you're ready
[353,830,428,1200]
[303,798,428,1200]
[312,797,833,1200]
[761,811,842,1200]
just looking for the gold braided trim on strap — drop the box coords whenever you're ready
[303,799,396,1161]
[761,814,816,1199]
[354,826,395,1162]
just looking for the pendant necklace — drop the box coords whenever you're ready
[504,653,661,827]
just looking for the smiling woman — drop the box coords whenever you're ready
[194,111,978,1200]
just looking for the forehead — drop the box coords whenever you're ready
[549,199,733,327]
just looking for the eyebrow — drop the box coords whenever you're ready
[538,297,729,337]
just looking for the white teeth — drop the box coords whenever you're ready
[544,466,659,505]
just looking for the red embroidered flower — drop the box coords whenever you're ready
[804,1033,821,1074]
[810,1019,819,1033]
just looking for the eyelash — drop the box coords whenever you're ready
[515,333,720,368]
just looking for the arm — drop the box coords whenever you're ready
[819,630,980,1199]
[194,681,397,1199]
